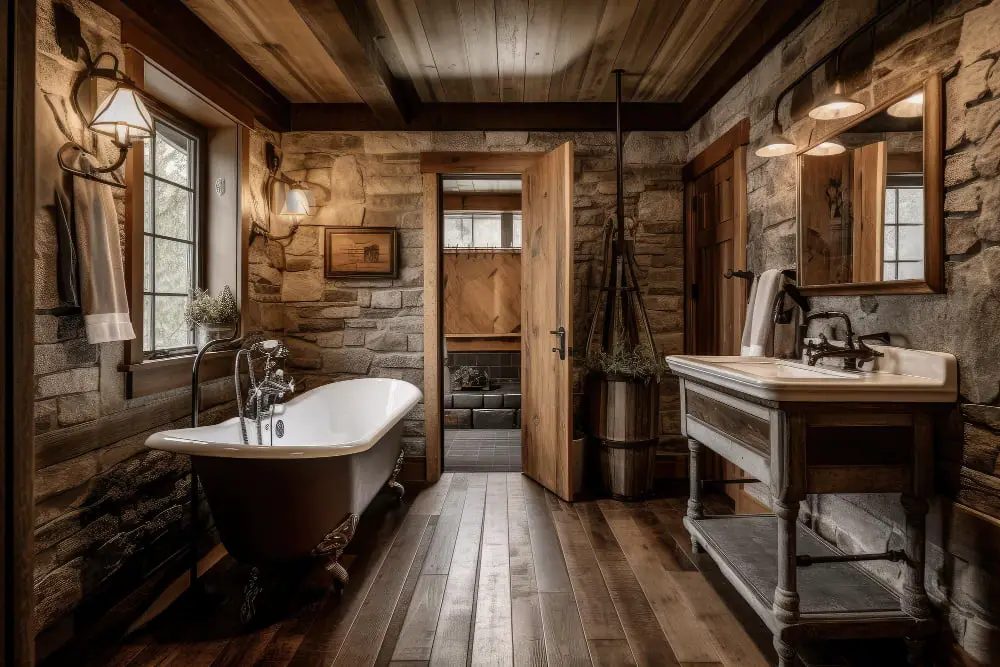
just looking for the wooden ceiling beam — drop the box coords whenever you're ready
[289,0,417,127]
[290,102,686,132]
[91,0,289,130]
[678,0,822,126]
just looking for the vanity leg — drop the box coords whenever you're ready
[687,438,704,553]
[774,636,796,667]
[772,498,801,625]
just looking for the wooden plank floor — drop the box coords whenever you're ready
[92,473,775,667]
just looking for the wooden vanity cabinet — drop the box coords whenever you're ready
[675,375,944,667]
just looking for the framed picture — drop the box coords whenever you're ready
[324,227,399,278]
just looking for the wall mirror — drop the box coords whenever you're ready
[797,74,943,295]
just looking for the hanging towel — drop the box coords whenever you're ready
[67,150,136,343]
[740,268,783,357]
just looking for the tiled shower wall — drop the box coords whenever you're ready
[446,351,521,386]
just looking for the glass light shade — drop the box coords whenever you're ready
[755,131,797,157]
[887,91,924,118]
[281,186,314,216]
[808,81,866,120]
[89,87,153,145]
[804,140,846,156]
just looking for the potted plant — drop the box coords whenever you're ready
[185,285,238,349]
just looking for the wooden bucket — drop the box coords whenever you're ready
[585,374,659,500]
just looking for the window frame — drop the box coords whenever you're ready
[882,174,925,282]
[442,211,523,250]
[123,91,209,369]
[141,112,208,357]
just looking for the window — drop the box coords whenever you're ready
[141,117,204,356]
[882,174,924,280]
[444,212,522,249]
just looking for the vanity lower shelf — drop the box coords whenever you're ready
[685,515,929,641]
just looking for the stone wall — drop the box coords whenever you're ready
[32,0,233,660]
[246,131,688,456]
[687,0,1000,662]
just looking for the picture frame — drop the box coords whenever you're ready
[323,226,399,278]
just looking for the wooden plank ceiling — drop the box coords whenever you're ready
[185,0,769,104]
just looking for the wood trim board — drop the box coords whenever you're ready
[423,173,442,483]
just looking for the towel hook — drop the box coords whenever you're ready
[723,269,755,281]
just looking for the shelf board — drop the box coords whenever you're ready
[686,514,925,640]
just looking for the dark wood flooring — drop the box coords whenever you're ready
[90,473,781,667]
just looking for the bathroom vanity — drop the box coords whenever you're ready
[666,348,956,667]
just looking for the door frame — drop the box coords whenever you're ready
[420,153,543,483]
[2,0,37,663]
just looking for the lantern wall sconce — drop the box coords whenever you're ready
[265,142,316,217]
[56,51,154,189]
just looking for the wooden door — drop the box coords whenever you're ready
[521,142,575,501]
[685,146,762,513]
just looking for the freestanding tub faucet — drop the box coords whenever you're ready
[234,339,295,445]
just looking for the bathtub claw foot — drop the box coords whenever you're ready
[313,513,359,587]
[388,451,405,498]
[240,567,262,624]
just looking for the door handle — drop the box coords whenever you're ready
[550,327,566,360]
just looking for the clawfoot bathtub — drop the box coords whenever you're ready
[146,378,421,608]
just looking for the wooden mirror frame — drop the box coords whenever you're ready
[796,73,943,296]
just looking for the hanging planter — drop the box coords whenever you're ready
[583,70,665,501]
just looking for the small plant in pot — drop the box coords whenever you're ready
[185,285,238,349]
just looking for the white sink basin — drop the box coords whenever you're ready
[666,346,957,403]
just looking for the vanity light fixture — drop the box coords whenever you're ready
[808,46,866,121]
[57,52,153,189]
[887,91,924,118]
[804,140,847,156]
[755,119,797,157]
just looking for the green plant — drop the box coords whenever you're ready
[184,285,238,327]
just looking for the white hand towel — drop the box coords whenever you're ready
[740,269,783,357]
[69,150,136,343]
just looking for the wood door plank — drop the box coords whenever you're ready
[458,0,501,102]
[538,592,592,667]
[422,474,469,574]
[332,512,431,666]
[549,502,627,641]
[588,639,639,667]
[428,473,487,665]
[598,501,720,665]
[495,0,528,102]
[575,503,679,667]
[471,473,514,666]
[507,473,547,667]
[523,0,563,101]
[577,0,640,101]
[672,573,769,667]
[522,477,572,594]
[379,517,442,665]
[521,142,574,500]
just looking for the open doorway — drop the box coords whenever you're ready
[440,175,523,472]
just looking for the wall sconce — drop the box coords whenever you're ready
[265,143,315,217]
[804,140,847,156]
[56,52,153,189]
[280,184,317,216]
[755,118,797,158]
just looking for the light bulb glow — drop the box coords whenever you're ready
[804,141,847,156]
[887,91,924,118]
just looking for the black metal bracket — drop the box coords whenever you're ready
[724,269,755,281]
[796,549,906,567]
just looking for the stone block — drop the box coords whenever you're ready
[285,337,322,369]
[376,353,424,369]
[343,330,366,346]
[369,289,401,309]
[365,330,408,351]
[322,288,357,303]
[322,349,374,374]
[503,393,522,409]
[473,409,516,429]
[407,334,424,352]
[34,340,98,376]
[483,393,503,408]
[36,367,99,399]
[453,392,484,408]
[444,408,472,429]
[280,270,323,302]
